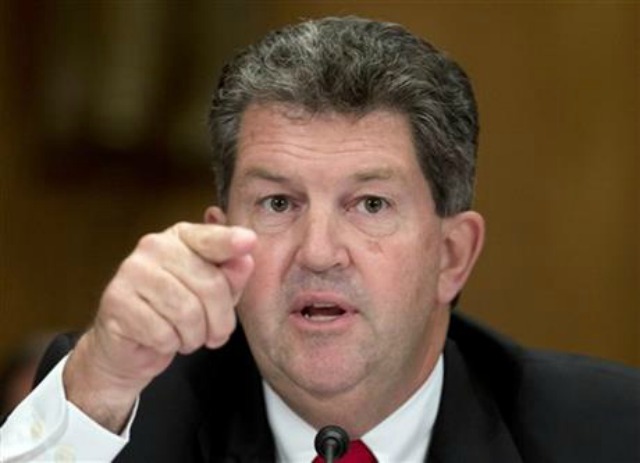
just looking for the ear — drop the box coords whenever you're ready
[204,206,227,225]
[437,211,485,306]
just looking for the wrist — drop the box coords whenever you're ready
[63,333,141,433]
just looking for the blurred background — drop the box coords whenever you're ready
[1,1,638,412]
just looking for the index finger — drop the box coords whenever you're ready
[176,223,256,263]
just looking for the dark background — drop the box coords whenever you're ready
[1,2,637,369]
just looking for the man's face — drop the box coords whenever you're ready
[225,103,451,408]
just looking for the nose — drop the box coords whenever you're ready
[294,205,350,273]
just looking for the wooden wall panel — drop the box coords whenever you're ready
[1,3,637,368]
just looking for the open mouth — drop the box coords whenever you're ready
[291,293,356,325]
[301,302,347,321]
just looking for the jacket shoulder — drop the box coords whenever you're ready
[449,313,640,462]
[512,347,639,462]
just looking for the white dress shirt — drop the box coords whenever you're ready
[0,355,131,463]
[265,355,444,463]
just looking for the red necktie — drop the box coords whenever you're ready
[312,439,377,463]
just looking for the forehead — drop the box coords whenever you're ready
[234,103,421,177]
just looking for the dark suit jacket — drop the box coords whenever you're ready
[33,313,640,462]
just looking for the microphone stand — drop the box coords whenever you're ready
[314,425,349,463]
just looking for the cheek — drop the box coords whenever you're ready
[364,238,384,254]
[368,234,440,305]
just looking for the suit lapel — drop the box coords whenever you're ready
[427,340,523,463]
[219,373,276,463]
[196,328,276,463]
[196,387,275,463]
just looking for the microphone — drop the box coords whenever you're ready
[314,425,349,463]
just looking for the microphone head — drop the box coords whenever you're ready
[314,425,350,459]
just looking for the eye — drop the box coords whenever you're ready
[357,196,389,214]
[261,195,292,213]
[348,194,398,237]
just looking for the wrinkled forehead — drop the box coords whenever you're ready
[235,102,418,160]
[236,103,416,162]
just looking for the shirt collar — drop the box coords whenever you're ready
[264,355,444,463]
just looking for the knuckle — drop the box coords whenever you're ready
[178,345,197,355]
[137,232,165,254]
[178,336,202,355]
[174,222,201,245]
[119,253,147,276]
[221,311,237,335]
[204,271,230,297]
[99,316,125,339]
[151,326,179,353]
[99,281,129,315]
[173,295,203,327]
[172,221,191,233]
[207,307,237,348]
[207,332,231,349]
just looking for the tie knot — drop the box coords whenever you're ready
[313,439,377,463]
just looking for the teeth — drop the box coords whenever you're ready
[310,302,337,308]
[301,302,345,321]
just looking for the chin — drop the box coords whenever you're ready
[292,370,363,399]
[282,349,369,399]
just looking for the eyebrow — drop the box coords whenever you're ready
[239,167,289,184]
[350,167,396,183]
[237,165,401,187]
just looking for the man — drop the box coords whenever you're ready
[1,16,638,463]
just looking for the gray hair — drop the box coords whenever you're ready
[209,16,478,217]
